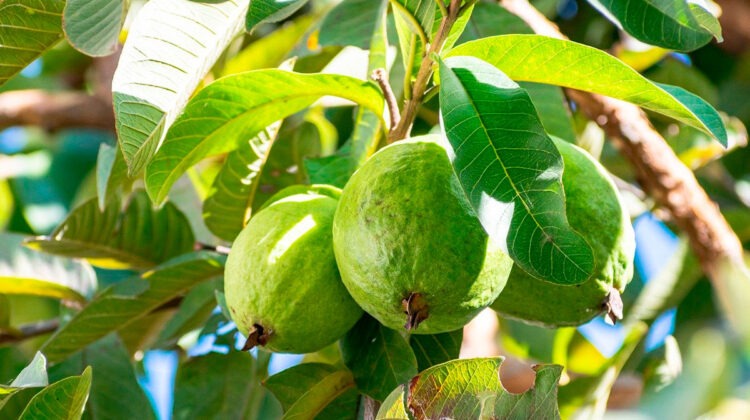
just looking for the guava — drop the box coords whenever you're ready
[332,137,514,334]
[224,186,363,354]
[491,138,635,327]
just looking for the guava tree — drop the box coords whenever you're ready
[1,0,749,418]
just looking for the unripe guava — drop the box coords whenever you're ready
[332,137,514,334]
[491,138,635,327]
[224,186,363,353]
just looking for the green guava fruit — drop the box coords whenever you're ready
[491,138,635,327]
[224,186,363,354]
[332,137,514,334]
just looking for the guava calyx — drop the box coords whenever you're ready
[242,324,272,351]
[603,289,624,325]
[402,293,429,331]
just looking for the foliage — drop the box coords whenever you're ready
[1,0,749,418]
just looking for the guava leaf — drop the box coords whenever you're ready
[245,0,309,33]
[26,191,194,270]
[112,0,248,176]
[409,330,463,372]
[340,315,418,402]
[63,0,125,56]
[0,233,96,303]
[155,280,219,347]
[173,352,261,420]
[446,35,727,146]
[521,82,576,143]
[319,0,386,49]
[377,358,563,419]
[586,0,721,52]
[264,363,358,419]
[10,352,48,389]
[48,335,155,420]
[19,367,92,420]
[96,143,129,212]
[41,251,225,363]
[457,2,532,42]
[0,0,64,87]
[438,56,594,285]
[144,70,384,204]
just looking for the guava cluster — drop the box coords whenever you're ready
[224,137,635,354]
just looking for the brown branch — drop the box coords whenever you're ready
[0,319,59,346]
[500,0,746,319]
[715,0,750,54]
[371,68,401,129]
[388,0,464,143]
[0,90,114,132]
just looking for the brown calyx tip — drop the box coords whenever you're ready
[242,324,272,351]
[402,293,429,331]
[603,289,624,326]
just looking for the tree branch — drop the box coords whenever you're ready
[0,319,59,346]
[500,0,746,322]
[715,0,750,54]
[0,90,114,132]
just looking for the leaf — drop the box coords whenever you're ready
[340,315,418,402]
[145,70,384,204]
[438,56,594,285]
[96,143,129,211]
[48,335,155,420]
[9,352,48,389]
[246,0,309,33]
[264,363,358,420]
[446,35,728,146]
[0,0,64,87]
[457,1,533,43]
[19,366,92,420]
[377,358,563,419]
[155,279,218,347]
[587,0,720,51]
[0,233,96,303]
[173,351,262,420]
[409,330,462,372]
[26,191,195,270]
[202,125,282,241]
[392,0,435,84]
[63,0,125,56]
[520,82,576,143]
[41,251,225,363]
[112,0,249,176]
[319,0,386,49]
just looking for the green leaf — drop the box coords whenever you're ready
[173,351,263,420]
[155,279,219,347]
[145,70,384,204]
[306,108,382,188]
[340,315,418,402]
[48,335,155,420]
[392,0,435,85]
[19,366,92,420]
[95,143,129,212]
[9,352,48,389]
[520,82,576,143]
[63,0,125,56]
[26,191,195,270]
[246,0,309,33]
[409,330,463,372]
[0,233,96,303]
[0,1,64,87]
[445,35,728,146]
[587,0,720,51]
[457,2,533,43]
[202,123,283,242]
[41,251,225,363]
[438,56,594,285]
[264,363,358,420]
[112,0,249,176]
[377,358,563,419]
[319,0,386,49]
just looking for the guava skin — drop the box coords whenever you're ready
[491,139,635,327]
[224,189,363,354]
[333,138,514,334]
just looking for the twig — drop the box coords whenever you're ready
[0,319,59,346]
[500,0,746,321]
[195,242,231,255]
[388,0,464,143]
[371,68,401,129]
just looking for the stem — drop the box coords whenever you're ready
[388,0,464,143]
[0,319,59,346]
[371,68,401,128]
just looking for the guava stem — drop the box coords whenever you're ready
[242,324,271,351]
[402,293,429,331]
